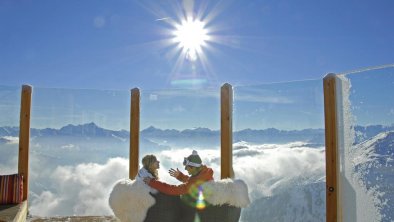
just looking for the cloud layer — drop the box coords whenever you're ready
[24,142,325,217]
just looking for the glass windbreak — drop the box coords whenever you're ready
[0,85,21,174]
[139,88,220,184]
[233,80,326,221]
[29,87,129,217]
[336,65,394,222]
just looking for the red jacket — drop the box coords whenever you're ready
[148,165,214,196]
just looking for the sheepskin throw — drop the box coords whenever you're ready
[201,179,250,208]
[109,179,156,222]
[109,178,250,222]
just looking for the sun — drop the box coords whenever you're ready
[174,17,210,61]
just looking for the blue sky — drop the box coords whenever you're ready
[0,0,393,130]
[1,0,393,90]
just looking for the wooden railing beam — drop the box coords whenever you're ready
[323,74,340,222]
[130,88,140,180]
[221,83,234,179]
[18,85,32,201]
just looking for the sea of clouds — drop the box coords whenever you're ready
[0,141,326,220]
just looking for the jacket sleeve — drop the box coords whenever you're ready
[176,171,189,183]
[148,180,189,196]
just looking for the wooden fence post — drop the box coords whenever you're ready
[18,85,32,201]
[221,83,234,179]
[323,74,340,222]
[130,88,140,180]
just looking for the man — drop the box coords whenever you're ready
[144,150,214,196]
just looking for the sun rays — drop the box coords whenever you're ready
[134,0,233,89]
[146,0,223,88]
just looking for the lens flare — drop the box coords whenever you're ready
[193,213,201,222]
[181,181,210,209]
[195,185,206,210]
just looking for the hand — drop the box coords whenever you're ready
[168,168,181,178]
[143,177,152,184]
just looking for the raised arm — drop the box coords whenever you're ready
[169,168,189,182]
[148,179,189,195]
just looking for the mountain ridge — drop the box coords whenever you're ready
[1,122,393,145]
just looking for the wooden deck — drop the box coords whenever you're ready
[28,216,118,222]
[0,201,27,222]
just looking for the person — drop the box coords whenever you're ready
[136,154,160,182]
[143,150,214,196]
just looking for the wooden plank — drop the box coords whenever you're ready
[0,200,27,222]
[28,216,117,222]
[323,74,340,222]
[220,83,234,179]
[129,88,140,180]
[18,85,32,202]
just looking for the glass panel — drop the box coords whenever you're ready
[336,65,394,221]
[29,87,129,216]
[233,80,326,221]
[0,85,21,174]
[139,88,220,184]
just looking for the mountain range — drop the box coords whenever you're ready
[1,122,394,145]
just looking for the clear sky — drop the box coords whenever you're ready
[1,0,393,90]
[0,0,393,131]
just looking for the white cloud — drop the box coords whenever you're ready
[232,142,325,197]
[0,164,17,175]
[1,136,19,144]
[30,191,61,216]
[29,157,129,216]
[27,143,325,217]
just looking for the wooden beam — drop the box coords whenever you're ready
[129,88,140,180]
[323,74,340,222]
[18,85,32,201]
[220,83,234,179]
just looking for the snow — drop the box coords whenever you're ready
[337,75,382,221]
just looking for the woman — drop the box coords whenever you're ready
[136,154,182,222]
[109,155,163,222]
[136,154,160,182]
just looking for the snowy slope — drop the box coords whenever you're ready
[352,131,394,221]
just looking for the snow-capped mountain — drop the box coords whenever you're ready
[1,123,393,146]
[241,181,325,222]
[1,123,326,148]
[354,125,394,143]
[352,131,394,221]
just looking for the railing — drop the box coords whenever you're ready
[0,64,393,221]
[324,65,394,222]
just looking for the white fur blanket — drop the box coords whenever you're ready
[109,179,157,222]
[201,179,250,208]
[109,178,250,222]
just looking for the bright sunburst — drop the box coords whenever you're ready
[145,0,229,88]
[174,18,210,61]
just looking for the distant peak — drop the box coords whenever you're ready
[85,122,97,127]
[145,126,158,130]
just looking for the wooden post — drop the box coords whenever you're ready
[129,88,140,180]
[18,85,32,201]
[221,83,234,179]
[323,74,340,222]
